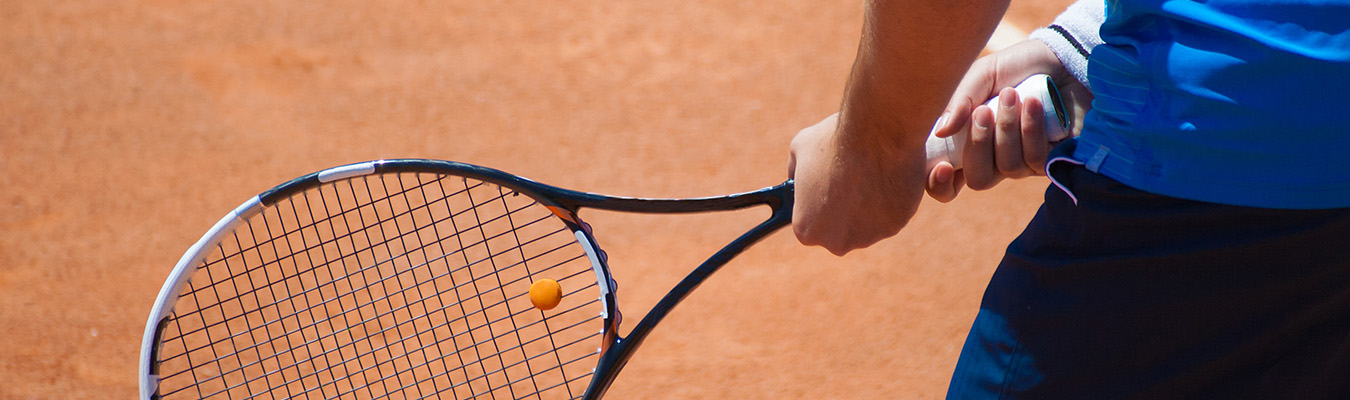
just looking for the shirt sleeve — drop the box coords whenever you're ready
[1028,0,1106,90]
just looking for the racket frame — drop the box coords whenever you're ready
[140,159,793,400]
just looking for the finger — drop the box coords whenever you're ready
[993,87,1031,179]
[924,162,963,203]
[1020,96,1052,175]
[933,98,972,139]
[936,57,999,139]
[963,105,1001,190]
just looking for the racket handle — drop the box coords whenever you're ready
[925,74,1069,171]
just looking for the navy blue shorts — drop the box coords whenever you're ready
[946,141,1350,399]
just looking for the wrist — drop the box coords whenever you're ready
[835,105,926,167]
[1028,0,1106,89]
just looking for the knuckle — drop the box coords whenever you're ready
[792,224,819,246]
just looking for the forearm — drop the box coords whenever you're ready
[787,0,1012,254]
[838,0,1012,154]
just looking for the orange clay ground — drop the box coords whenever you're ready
[1,1,1071,398]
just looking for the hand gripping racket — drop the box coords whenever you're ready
[140,160,792,400]
[925,73,1069,171]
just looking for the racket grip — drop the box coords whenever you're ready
[925,74,1069,171]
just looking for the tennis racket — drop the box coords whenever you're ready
[139,159,793,400]
[924,73,1069,171]
[139,81,1065,400]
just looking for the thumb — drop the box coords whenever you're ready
[925,162,964,203]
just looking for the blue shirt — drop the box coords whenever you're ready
[1075,0,1350,209]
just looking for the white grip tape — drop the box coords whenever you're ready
[318,161,378,183]
[925,74,1068,171]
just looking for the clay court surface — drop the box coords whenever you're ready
[2,1,1070,398]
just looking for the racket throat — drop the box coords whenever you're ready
[582,335,638,400]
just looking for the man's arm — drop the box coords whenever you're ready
[790,0,1011,255]
[841,1,1012,146]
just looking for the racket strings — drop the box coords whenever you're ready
[168,182,580,400]
[190,289,603,400]
[168,248,599,398]
[228,177,549,397]
[164,208,562,360]
[177,179,501,302]
[156,172,605,399]
[489,184,587,400]
[163,244,592,392]
[460,182,554,400]
[332,298,603,400]
[164,179,551,360]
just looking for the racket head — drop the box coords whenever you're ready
[140,160,618,400]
